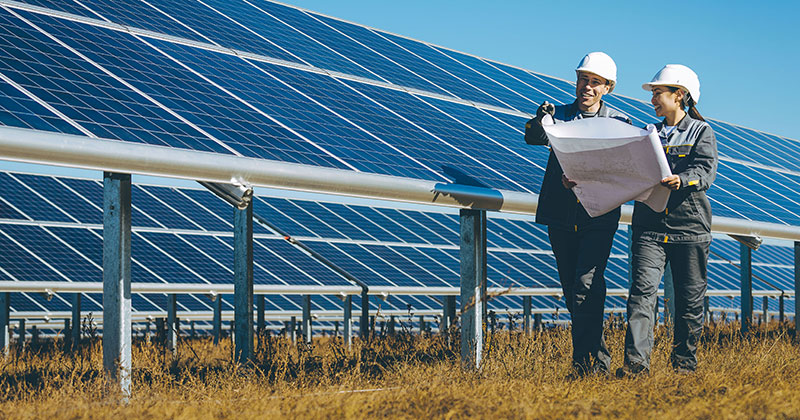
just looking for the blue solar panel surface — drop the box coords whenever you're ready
[0,0,798,324]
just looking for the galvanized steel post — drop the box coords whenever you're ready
[343,295,352,349]
[102,172,132,397]
[779,294,785,323]
[18,319,24,349]
[360,289,369,339]
[256,294,265,348]
[523,296,531,334]
[234,201,254,363]
[212,296,222,346]
[460,209,487,370]
[289,316,297,345]
[71,293,81,351]
[0,293,8,356]
[703,296,710,324]
[302,295,312,344]
[534,313,543,331]
[741,243,753,332]
[795,242,800,327]
[167,294,177,354]
[763,296,769,323]
[419,315,426,336]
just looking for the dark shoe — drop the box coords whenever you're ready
[616,364,649,379]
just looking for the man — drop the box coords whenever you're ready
[524,52,630,376]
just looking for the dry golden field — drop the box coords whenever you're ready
[1,321,799,419]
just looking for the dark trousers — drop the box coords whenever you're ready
[623,236,709,371]
[548,226,616,372]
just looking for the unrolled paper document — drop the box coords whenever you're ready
[542,115,672,217]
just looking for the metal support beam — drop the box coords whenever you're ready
[102,172,132,398]
[212,296,222,346]
[388,315,396,336]
[302,295,312,344]
[234,201,254,363]
[780,294,785,323]
[0,293,8,356]
[71,293,81,351]
[704,296,710,324]
[460,209,487,369]
[741,243,753,332]
[360,289,369,339]
[3,126,800,241]
[419,315,426,336]
[167,294,177,354]
[523,295,531,335]
[18,319,24,348]
[289,316,296,345]
[64,318,70,349]
[343,295,352,349]
[664,263,675,325]
[442,295,457,336]
[534,313,543,331]
[256,294,265,347]
[763,296,769,323]
[795,242,800,329]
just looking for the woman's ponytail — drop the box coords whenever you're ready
[685,94,705,121]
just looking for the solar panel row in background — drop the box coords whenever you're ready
[0,1,797,228]
[0,172,795,323]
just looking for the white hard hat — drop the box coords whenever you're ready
[642,64,701,105]
[575,52,617,93]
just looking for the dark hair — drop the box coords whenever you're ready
[664,86,705,122]
[685,95,705,121]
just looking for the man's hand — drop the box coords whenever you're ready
[661,175,681,190]
[561,174,577,189]
[536,101,555,126]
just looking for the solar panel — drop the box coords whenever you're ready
[0,0,797,231]
[0,0,798,327]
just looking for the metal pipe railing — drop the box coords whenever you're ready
[1,127,798,241]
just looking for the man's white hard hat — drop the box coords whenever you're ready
[575,52,617,93]
[642,64,701,104]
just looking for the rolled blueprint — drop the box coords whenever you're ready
[542,115,672,217]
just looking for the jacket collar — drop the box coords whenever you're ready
[659,113,695,132]
[567,100,609,118]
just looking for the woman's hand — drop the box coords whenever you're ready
[561,174,577,189]
[661,175,681,190]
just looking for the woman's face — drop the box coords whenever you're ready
[650,86,683,118]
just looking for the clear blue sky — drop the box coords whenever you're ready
[289,0,799,141]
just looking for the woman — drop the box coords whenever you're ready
[619,64,718,376]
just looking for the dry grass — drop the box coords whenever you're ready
[1,321,799,419]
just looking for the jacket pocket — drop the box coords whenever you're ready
[689,193,711,232]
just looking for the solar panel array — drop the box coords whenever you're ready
[0,0,797,334]
[0,0,797,228]
[0,172,795,330]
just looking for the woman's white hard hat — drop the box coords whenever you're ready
[642,64,701,104]
[575,52,617,93]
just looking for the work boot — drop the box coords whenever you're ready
[615,364,649,379]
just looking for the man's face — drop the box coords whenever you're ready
[575,71,610,111]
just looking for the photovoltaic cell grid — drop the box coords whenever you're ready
[0,172,795,319]
[0,0,795,227]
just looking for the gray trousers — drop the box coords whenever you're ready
[624,235,709,371]
[548,226,615,372]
